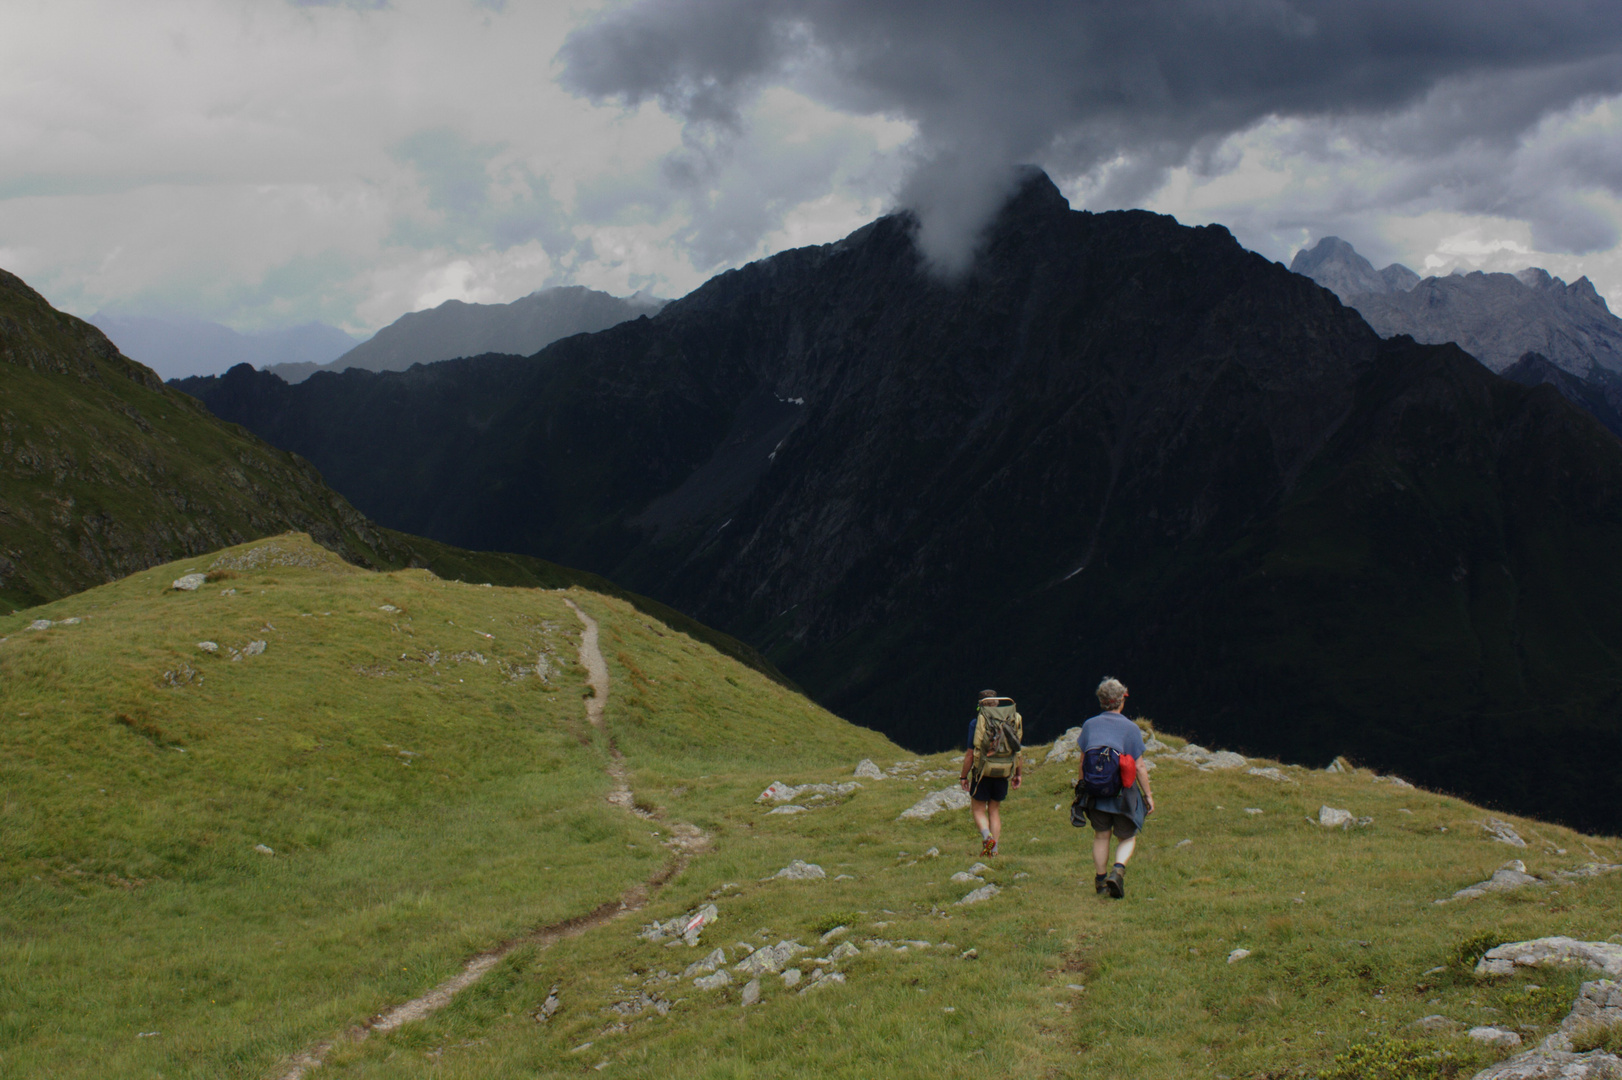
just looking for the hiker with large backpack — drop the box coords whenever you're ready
[958,689,1024,856]
[1073,677,1156,898]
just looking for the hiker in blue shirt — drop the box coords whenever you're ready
[1077,677,1155,898]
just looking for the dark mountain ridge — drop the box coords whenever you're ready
[176,173,1622,831]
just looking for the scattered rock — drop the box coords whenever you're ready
[1244,808,1264,815]
[819,926,849,944]
[834,874,855,881]
[639,904,719,946]
[854,759,886,780]
[1483,819,1528,847]
[242,640,266,657]
[1545,979,1622,1052]
[772,860,825,881]
[734,940,808,976]
[535,986,561,1022]
[956,884,1000,906]
[1247,766,1295,783]
[378,604,399,613]
[28,619,53,630]
[741,978,761,1007]
[1044,728,1084,763]
[1014,871,1030,879]
[1319,806,1354,828]
[960,948,978,960]
[1469,1026,1524,1049]
[693,970,731,991]
[923,847,939,858]
[1164,744,1247,770]
[171,573,206,591]
[800,971,845,993]
[757,781,860,804]
[197,641,218,653]
[782,969,802,988]
[898,787,971,820]
[768,805,809,815]
[969,862,991,875]
[1410,1015,1463,1034]
[1176,838,1193,848]
[1227,949,1252,964]
[683,948,726,979]
[1325,756,1351,773]
[1476,939,1622,979]
[1374,774,1416,788]
[1143,735,1170,752]
[1438,861,1540,903]
[1556,863,1622,882]
[950,871,984,884]
[252,843,274,855]
[828,942,860,961]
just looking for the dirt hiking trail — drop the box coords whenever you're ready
[277,598,709,1079]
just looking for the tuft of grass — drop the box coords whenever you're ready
[1572,1020,1622,1054]
[1322,1037,1469,1080]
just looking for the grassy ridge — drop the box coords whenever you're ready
[3,535,1620,1078]
[0,535,892,1077]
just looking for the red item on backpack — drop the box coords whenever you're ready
[1119,754,1137,789]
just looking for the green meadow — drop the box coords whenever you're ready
[1,535,1618,1079]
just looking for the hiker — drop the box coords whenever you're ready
[1075,676,1155,898]
[959,688,1023,856]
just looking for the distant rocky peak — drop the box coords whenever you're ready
[1289,236,1417,302]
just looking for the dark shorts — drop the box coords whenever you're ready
[1085,806,1138,839]
[969,775,1009,803]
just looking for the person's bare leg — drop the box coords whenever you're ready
[971,799,992,843]
[1092,830,1111,876]
[987,800,1002,852]
[1114,835,1138,866]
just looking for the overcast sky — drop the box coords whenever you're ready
[4,0,1621,337]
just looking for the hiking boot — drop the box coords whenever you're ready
[980,835,995,856]
[1105,863,1126,898]
[1094,874,1107,894]
[988,841,999,856]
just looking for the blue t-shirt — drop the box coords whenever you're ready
[966,717,978,750]
[1077,711,1147,823]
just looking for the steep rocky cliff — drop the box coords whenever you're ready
[176,173,1622,831]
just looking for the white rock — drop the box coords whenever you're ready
[378,604,399,613]
[819,926,849,944]
[956,884,1001,906]
[253,843,274,855]
[1227,948,1252,964]
[1440,861,1540,903]
[197,641,218,653]
[28,619,53,630]
[1374,774,1415,788]
[1325,756,1351,773]
[1244,808,1263,815]
[854,759,885,780]
[1469,1026,1524,1049]
[1483,818,1528,847]
[950,871,983,884]
[1247,766,1295,783]
[828,942,860,961]
[1143,735,1170,752]
[734,940,808,976]
[242,640,266,657]
[1476,938,1622,979]
[757,781,796,802]
[1410,1015,1462,1034]
[800,971,845,993]
[781,969,802,988]
[693,970,731,991]
[683,948,726,979]
[1201,750,1247,770]
[898,787,971,820]
[171,573,207,591]
[741,978,761,1006]
[969,862,992,875]
[1176,838,1193,848]
[1044,728,1084,763]
[1318,806,1354,828]
[773,860,825,881]
[923,847,939,858]
[768,805,809,815]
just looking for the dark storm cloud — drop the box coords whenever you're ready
[560,0,1622,270]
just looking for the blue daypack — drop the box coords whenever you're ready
[1080,745,1122,799]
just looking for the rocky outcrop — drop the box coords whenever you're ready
[1469,979,1622,1079]
[1476,939,1622,980]
[1290,237,1419,302]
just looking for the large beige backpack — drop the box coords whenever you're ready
[973,698,1023,780]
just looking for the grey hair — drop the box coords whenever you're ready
[1096,677,1128,709]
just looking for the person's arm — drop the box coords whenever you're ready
[1012,750,1023,789]
[1138,765,1155,814]
[959,747,974,791]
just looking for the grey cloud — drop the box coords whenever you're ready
[389,127,574,255]
[561,0,1622,268]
